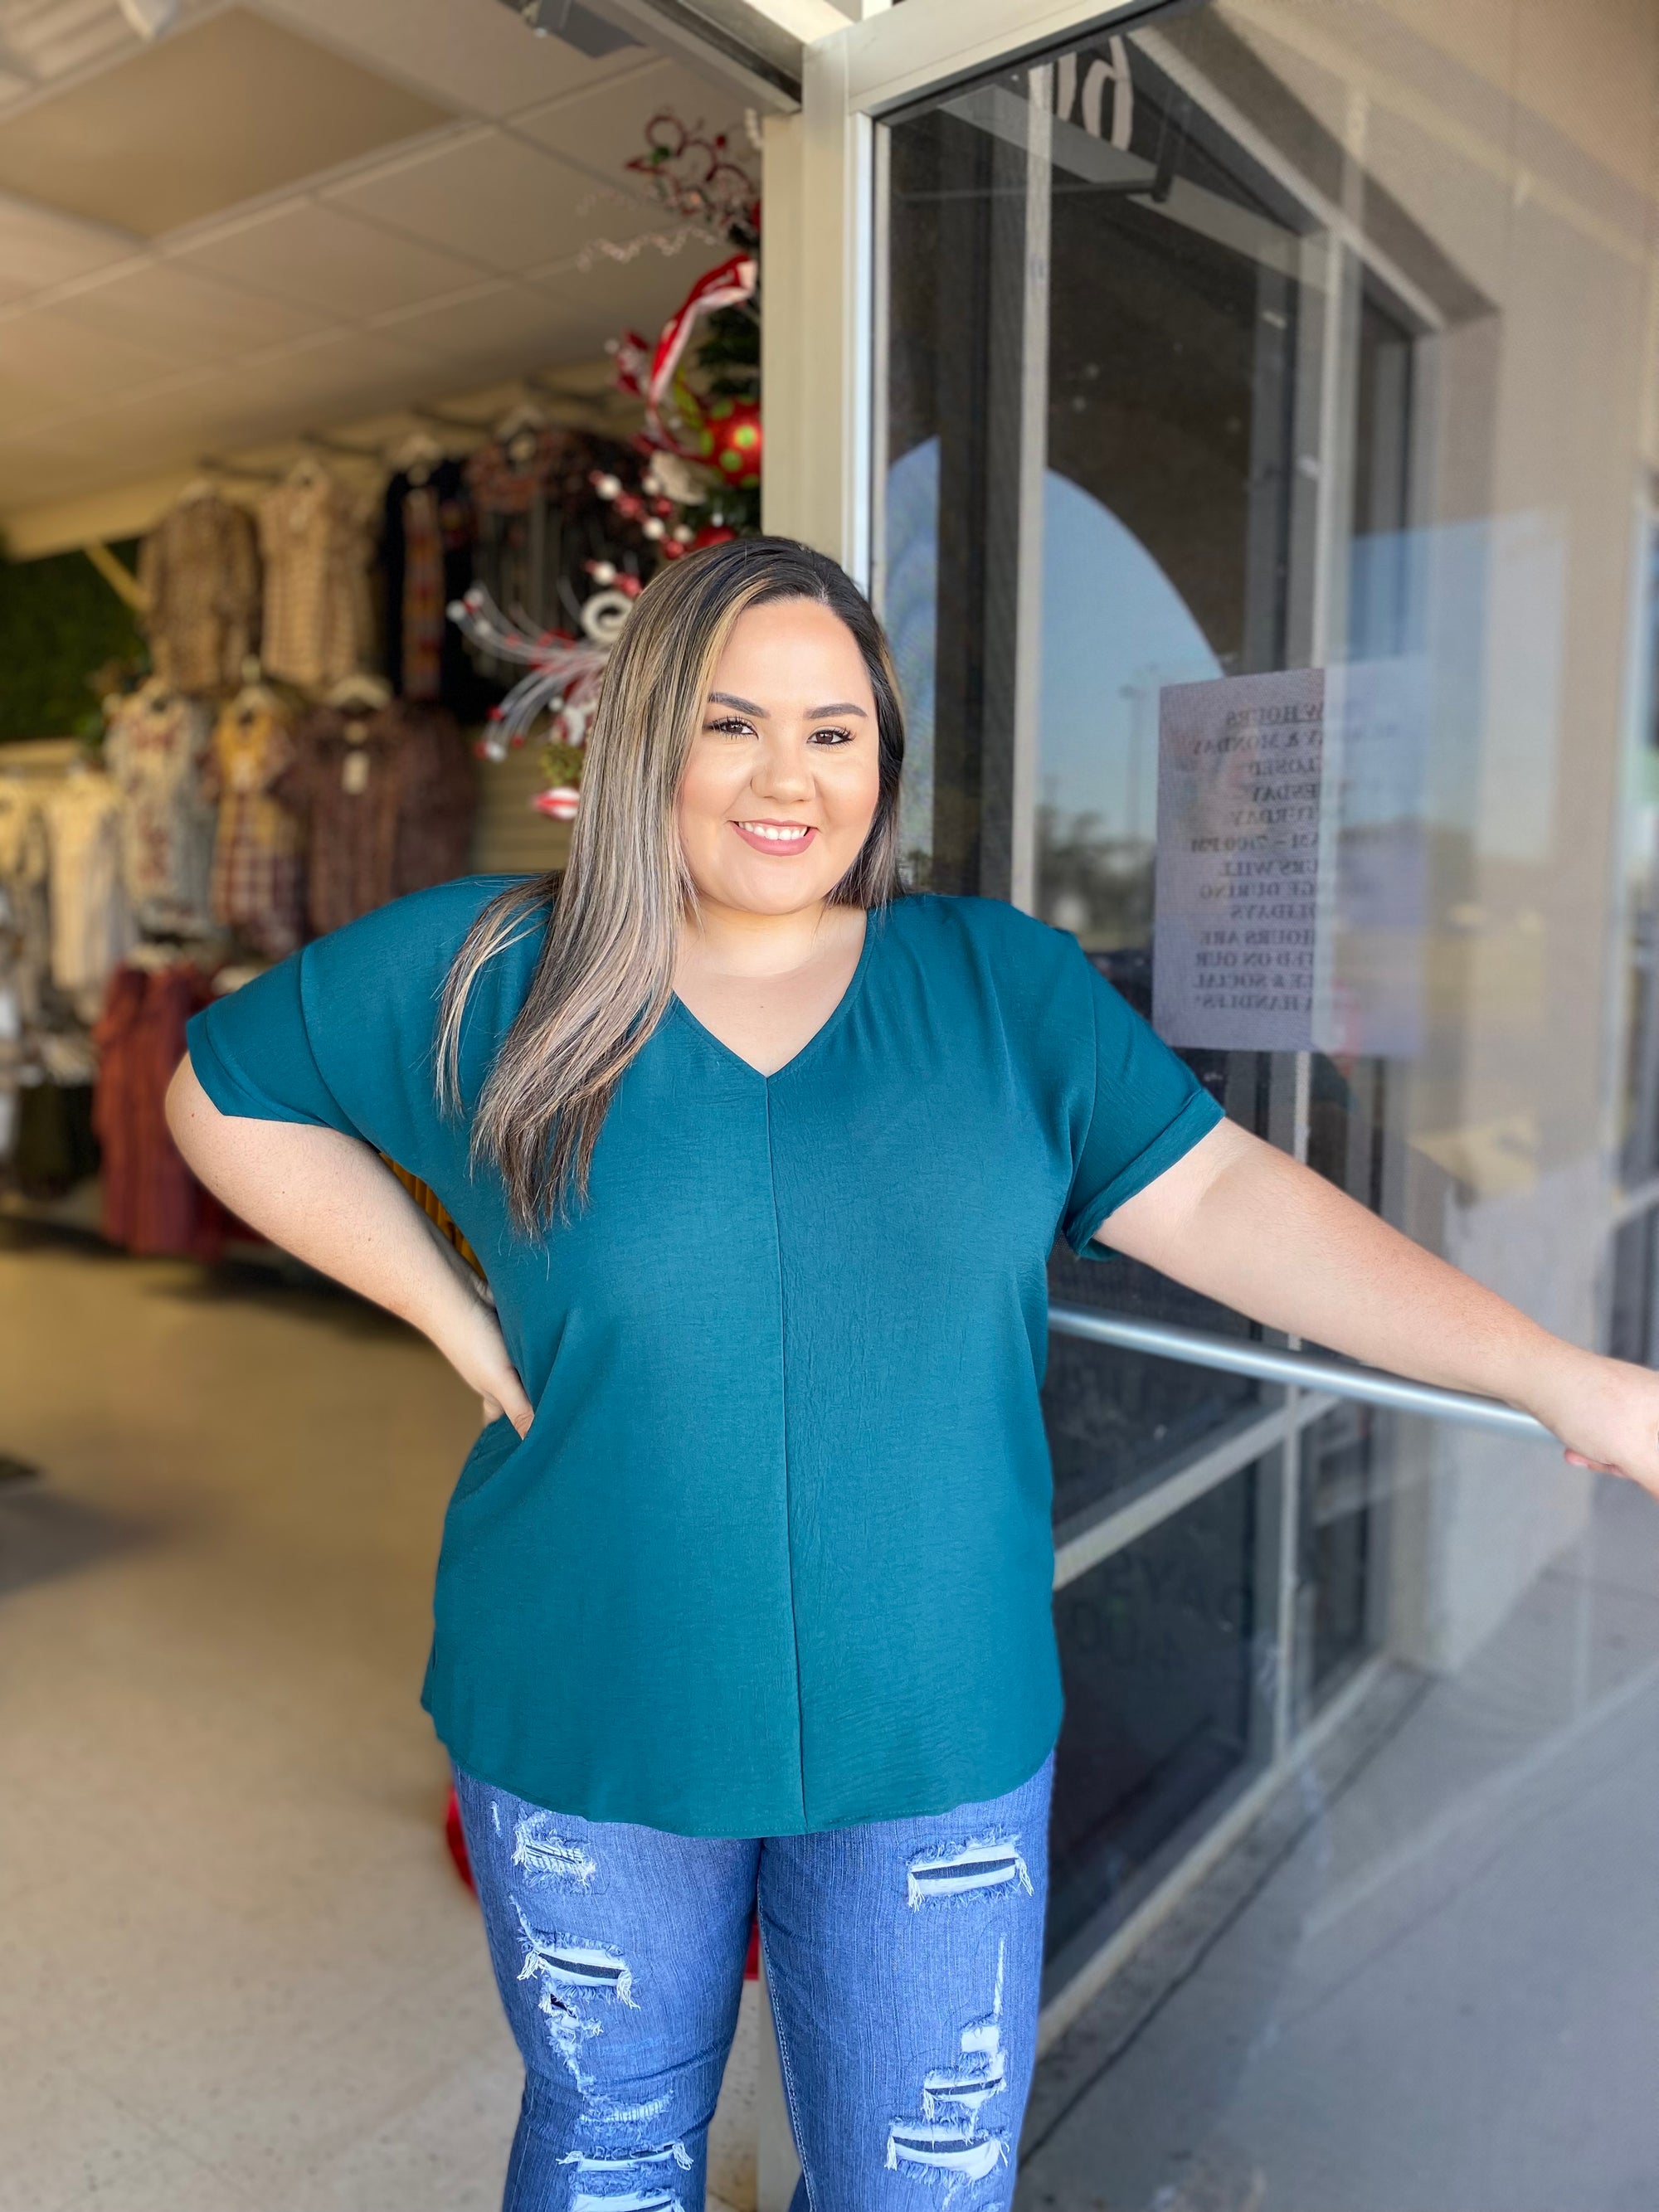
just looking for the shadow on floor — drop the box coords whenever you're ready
[0,1480,157,1598]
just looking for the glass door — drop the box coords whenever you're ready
[879,9,1457,1979]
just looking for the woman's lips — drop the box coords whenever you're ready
[732,820,817,855]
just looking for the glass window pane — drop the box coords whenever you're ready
[1047,1455,1277,1976]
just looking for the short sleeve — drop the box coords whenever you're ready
[186,954,358,1135]
[1062,958,1225,1261]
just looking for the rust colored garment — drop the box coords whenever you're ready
[94,962,226,1260]
[204,695,304,960]
[139,493,261,696]
[383,1155,482,1275]
[282,702,476,939]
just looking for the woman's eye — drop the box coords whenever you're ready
[706,717,756,737]
[810,726,854,746]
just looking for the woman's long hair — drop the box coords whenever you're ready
[436,536,906,1231]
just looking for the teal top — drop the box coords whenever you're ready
[187,879,1224,1836]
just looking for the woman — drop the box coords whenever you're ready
[168,537,1659,2211]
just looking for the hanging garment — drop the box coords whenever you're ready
[103,680,215,936]
[203,696,304,960]
[0,780,51,1031]
[390,701,476,901]
[43,769,134,1022]
[378,458,484,716]
[257,466,375,690]
[0,888,22,1164]
[281,702,403,939]
[138,490,261,696]
[93,960,226,1259]
[281,700,477,938]
[464,429,645,668]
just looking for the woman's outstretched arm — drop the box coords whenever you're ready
[165,1055,533,1435]
[1100,1117,1659,1499]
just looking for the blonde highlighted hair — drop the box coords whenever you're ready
[436,536,906,1231]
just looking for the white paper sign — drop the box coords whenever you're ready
[1152,664,1425,1057]
[1153,668,1325,1051]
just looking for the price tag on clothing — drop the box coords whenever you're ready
[341,750,370,796]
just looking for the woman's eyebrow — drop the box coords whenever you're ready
[705,692,870,718]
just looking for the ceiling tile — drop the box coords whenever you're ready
[526,242,722,361]
[0,194,137,295]
[0,304,182,422]
[50,259,329,364]
[193,327,448,443]
[366,279,568,363]
[255,0,650,121]
[510,56,752,190]
[325,127,659,278]
[172,200,489,318]
[0,8,456,240]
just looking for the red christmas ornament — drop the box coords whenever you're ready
[697,397,762,489]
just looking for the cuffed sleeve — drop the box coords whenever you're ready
[185,951,358,1135]
[1061,955,1224,1260]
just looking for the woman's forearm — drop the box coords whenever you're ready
[164,1056,530,1429]
[1101,1119,1591,1424]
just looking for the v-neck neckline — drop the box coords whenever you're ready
[670,909,878,1084]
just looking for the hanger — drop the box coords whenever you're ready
[391,428,445,486]
[326,672,392,713]
[392,429,445,468]
[493,398,548,444]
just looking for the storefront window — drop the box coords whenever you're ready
[879,29,1652,2173]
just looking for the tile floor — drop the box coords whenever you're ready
[0,1228,757,2212]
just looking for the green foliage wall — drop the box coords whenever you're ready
[0,541,147,743]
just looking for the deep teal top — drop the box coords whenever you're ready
[187,879,1223,1836]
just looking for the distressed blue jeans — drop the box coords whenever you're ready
[453,1751,1053,2212]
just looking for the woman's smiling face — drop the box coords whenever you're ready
[675,596,882,917]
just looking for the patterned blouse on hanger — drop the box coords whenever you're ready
[204,693,304,961]
[104,679,215,937]
[138,489,261,696]
[257,464,373,690]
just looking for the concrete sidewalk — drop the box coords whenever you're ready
[1018,1475,1659,2212]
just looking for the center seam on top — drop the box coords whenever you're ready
[762,1081,810,1829]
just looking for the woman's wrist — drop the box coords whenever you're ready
[1511,1333,1613,1437]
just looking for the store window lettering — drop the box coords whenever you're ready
[1055,37,1134,149]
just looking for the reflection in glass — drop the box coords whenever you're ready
[1048,1455,1274,1970]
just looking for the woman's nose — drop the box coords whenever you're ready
[749,740,813,800]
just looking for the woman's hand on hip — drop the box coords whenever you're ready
[431,1270,535,1437]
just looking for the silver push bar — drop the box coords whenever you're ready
[1048,1305,1553,1441]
